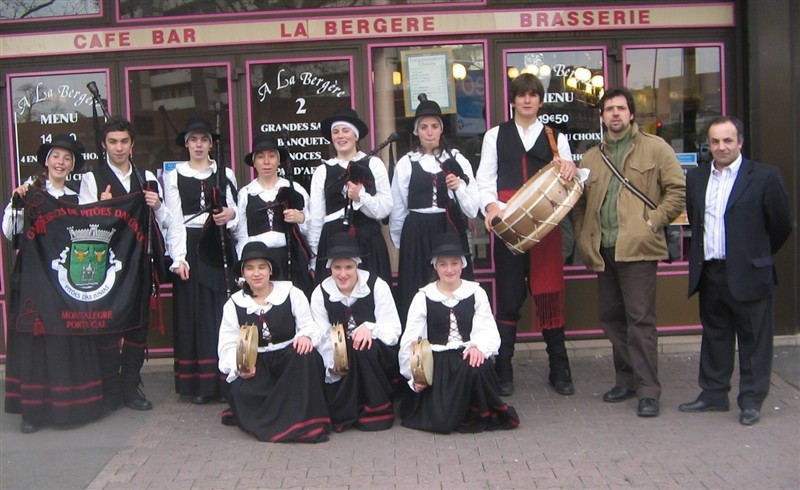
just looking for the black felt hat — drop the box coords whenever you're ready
[245,134,289,166]
[412,98,448,133]
[37,134,85,172]
[427,233,471,260]
[319,232,366,261]
[321,107,369,141]
[175,117,220,147]
[237,242,280,277]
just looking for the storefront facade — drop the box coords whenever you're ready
[1,0,796,357]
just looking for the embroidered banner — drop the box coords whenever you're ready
[15,187,148,335]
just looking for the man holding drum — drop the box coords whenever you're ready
[477,73,577,397]
[573,88,685,418]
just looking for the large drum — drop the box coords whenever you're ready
[410,337,433,387]
[236,324,259,373]
[492,161,583,255]
[331,323,349,376]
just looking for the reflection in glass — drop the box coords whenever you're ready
[128,66,231,182]
[371,43,488,270]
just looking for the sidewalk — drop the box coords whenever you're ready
[2,336,798,489]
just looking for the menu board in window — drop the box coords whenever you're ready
[247,58,352,191]
[7,71,109,189]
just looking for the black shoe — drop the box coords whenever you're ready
[20,420,39,434]
[498,381,514,397]
[551,379,575,396]
[637,398,660,417]
[679,399,729,412]
[603,386,636,403]
[123,386,153,411]
[220,408,237,426]
[739,408,760,426]
[192,395,211,405]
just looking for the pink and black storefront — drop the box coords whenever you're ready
[1,0,796,358]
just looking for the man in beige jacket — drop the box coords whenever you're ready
[573,87,685,418]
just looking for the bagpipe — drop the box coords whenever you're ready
[436,150,470,236]
[325,132,399,230]
[86,81,172,331]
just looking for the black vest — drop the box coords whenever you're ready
[496,121,558,191]
[59,193,79,205]
[322,273,378,326]
[92,163,143,198]
[234,297,296,346]
[177,173,216,216]
[323,163,372,227]
[245,195,287,236]
[407,159,448,210]
[426,295,475,345]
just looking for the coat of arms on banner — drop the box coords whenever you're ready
[51,224,122,301]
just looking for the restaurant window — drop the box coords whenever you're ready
[623,44,724,161]
[1,0,101,21]
[6,70,108,188]
[126,64,233,181]
[370,42,489,269]
[119,0,480,19]
[246,57,352,191]
[624,44,724,262]
[505,48,606,267]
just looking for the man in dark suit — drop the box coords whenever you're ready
[679,116,792,425]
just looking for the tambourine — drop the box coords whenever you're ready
[410,337,433,387]
[236,324,258,374]
[331,323,349,376]
[492,161,584,255]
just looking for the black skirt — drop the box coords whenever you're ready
[314,218,391,285]
[4,330,104,427]
[228,346,331,443]
[397,212,473,321]
[324,338,399,432]
[172,228,229,398]
[400,349,519,434]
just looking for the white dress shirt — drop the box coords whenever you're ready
[703,154,742,260]
[389,149,480,248]
[306,153,392,257]
[311,269,402,382]
[476,120,572,213]
[217,281,321,382]
[233,177,310,258]
[163,161,238,270]
[398,280,499,391]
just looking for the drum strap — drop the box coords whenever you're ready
[544,126,560,159]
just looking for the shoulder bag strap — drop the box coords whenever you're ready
[597,148,657,210]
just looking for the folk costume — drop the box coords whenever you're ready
[3,136,105,432]
[307,108,392,285]
[218,242,331,443]
[79,126,172,412]
[165,117,238,403]
[311,233,401,432]
[476,118,574,395]
[234,135,313,296]
[399,234,519,434]
[390,100,479,321]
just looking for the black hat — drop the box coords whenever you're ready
[412,99,447,133]
[237,242,280,278]
[427,233,471,260]
[175,117,220,147]
[37,134,85,172]
[321,107,369,141]
[319,232,366,262]
[245,134,289,166]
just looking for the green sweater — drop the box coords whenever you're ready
[599,128,632,248]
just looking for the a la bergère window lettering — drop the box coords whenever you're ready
[249,60,351,190]
[9,73,107,187]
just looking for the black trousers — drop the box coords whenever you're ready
[697,260,774,411]
[492,238,530,383]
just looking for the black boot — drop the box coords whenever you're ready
[542,326,574,395]
[97,337,123,414]
[121,336,152,410]
[495,321,518,396]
